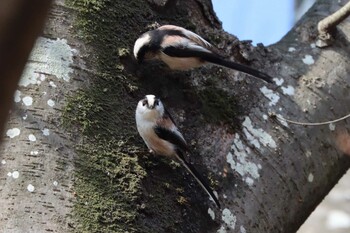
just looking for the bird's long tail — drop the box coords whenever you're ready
[175,152,221,208]
[206,55,273,83]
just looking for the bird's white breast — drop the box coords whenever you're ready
[136,112,175,157]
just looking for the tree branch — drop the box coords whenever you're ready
[316,0,350,47]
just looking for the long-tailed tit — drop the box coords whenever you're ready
[135,94,220,208]
[134,24,273,83]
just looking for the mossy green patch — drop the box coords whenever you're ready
[197,86,239,128]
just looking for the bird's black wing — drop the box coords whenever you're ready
[154,126,188,153]
[163,45,273,83]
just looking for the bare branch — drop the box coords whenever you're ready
[316,1,350,47]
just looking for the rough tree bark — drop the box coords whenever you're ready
[0,0,349,232]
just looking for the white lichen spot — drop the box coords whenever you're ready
[217,225,227,233]
[275,114,289,127]
[39,74,46,81]
[42,128,50,136]
[208,208,215,220]
[262,114,268,120]
[240,226,247,233]
[310,43,316,49]
[245,177,254,186]
[49,81,57,88]
[281,85,295,96]
[22,114,28,120]
[326,210,350,229]
[7,172,12,177]
[223,194,227,199]
[222,208,236,230]
[19,37,75,86]
[47,99,55,107]
[260,86,280,106]
[30,151,39,155]
[53,181,58,186]
[227,134,262,186]
[28,134,36,142]
[12,171,19,179]
[22,96,33,106]
[6,128,20,138]
[242,117,277,149]
[273,78,284,86]
[14,90,22,103]
[288,47,296,52]
[1,160,6,165]
[305,150,312,158]
[302,55,315,65]
[329,123,336,131]
[27,184,35,192]
[308,173,314,183]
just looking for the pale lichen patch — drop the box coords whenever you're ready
[275,113,289,127]
[49,81,57,88]
[1,160,6,165]
[30,151,39,155]
[273,78,284,86]
[221,208,236,230]
[208,208,215,220]
[308,173,314,182]
[12,171,19,179]
[22,96,33,106]
[42,128,50,136]
[19,37,76,87]
[28,134,37,142]
[242,117,277,149]
[329,123,336,131]
[302,55,315,65]
[14,90,22,103]
[227,134,262,186]
[260,86,280,106]
[240,226,246,233]
[6,128,21,138]
[47,99,55,107]
[281,85,295,96]
[27,184,35,192]
[288,47,296,52]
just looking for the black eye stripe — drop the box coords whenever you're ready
[142,99,147,106]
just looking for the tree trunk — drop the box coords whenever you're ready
[1,0,350,232]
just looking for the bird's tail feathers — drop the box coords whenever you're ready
[175,152,221,208]
[204,54,273,83]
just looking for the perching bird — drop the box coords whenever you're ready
[133,24,273,83]
[135,94,220,208]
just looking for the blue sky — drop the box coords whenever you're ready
[212,0,295,45]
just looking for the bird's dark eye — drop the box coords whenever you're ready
[154,99,159,106]
[142,99,147,106]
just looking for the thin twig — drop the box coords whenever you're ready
[269,112,350,126]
